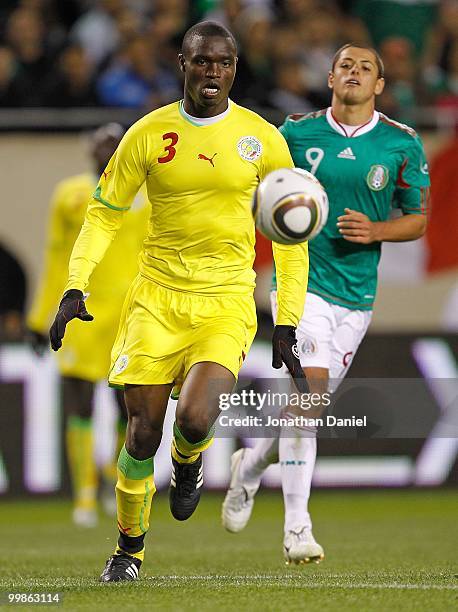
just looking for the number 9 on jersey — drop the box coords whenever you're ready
[252,167,329,245]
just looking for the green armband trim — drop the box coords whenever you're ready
[93,186,130,211]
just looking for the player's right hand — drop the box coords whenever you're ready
[49,289,93,351]
[26,328,49,357]
[272,325,310,394]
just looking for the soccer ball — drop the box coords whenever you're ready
[252,168,329,245]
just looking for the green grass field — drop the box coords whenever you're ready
[0,490,456,611]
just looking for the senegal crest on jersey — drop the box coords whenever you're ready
[366,165,389,191]
[113,354,129,374]
[237,136,262,162]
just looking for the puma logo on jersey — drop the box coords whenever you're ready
[103,170,112,180]
[198,152,217,167]
[337,147,356,160]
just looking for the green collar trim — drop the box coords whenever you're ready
[179,100,202,126]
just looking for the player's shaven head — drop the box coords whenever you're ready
[181,21,237,57]
[332,43,385,78]
[91,122,125,146]
[90,122,125,174]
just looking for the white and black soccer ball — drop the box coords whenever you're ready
[252,168,329,245]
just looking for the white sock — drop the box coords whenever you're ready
[280,424,317,533]
[239,436,279,486]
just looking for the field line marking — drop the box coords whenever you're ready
[144,576,458,590]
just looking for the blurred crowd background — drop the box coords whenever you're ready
[0,0,458,342]
[0,0,458,119]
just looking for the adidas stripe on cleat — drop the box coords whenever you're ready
[169,454,203,521]
[99,553,141,582]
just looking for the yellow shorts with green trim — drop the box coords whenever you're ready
[108,275,257,390]
[57,294,125,382]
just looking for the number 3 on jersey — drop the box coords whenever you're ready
[158,132,179,163]
[305,147,324,175]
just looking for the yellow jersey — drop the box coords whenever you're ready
[28,172,148,332]
[66,101,309,326]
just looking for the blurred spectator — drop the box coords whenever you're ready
[352,0,438,56]
[270,23,302,63]
[0,0,451,112]
[203,0,245,32]
[0,242,26,342]
[191,0,220,21]
[70,0,124,67]
[96,35,180,109]
[422,0,458,99]
[148,1,191,67]
[378,36,419,124]
[297,8,340,106]
[435,42,458,110]
[115,7,144,44]
[268,58,315,113]
[153,0,190,35]
[230,5,275,105]
[277,0,318,23]
[4,6,57,105]
[0,46,29,107]
[41,45,98,107]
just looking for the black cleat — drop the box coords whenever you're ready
[169,454,203,521]
[99,553,141,582]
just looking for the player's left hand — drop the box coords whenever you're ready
[272,325,310,394]
[337,208,380,244]
[49,289,93,351]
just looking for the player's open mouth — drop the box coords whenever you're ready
[346,79,360,86]
[201,85,220,98]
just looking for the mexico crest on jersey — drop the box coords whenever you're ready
[237,136,262,161]
[300,337,317,356]
[366,165,389,191]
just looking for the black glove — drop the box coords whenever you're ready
[272,325,309,394]
[49,289,93,351]
[26,328,49,357]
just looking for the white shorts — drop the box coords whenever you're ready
[270,291,372,383]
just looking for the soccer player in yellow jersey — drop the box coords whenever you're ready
[49,22,309,582]
[27,124,149,527]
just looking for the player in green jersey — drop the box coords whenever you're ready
[222,44,430,564]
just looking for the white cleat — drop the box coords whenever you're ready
[222,448,260,533]
[283,527,324,565]
[72,507,98,528]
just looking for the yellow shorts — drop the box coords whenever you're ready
[57,294,125,382]
[108,275,257,390]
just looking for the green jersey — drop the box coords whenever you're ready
[274,108,430,310]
